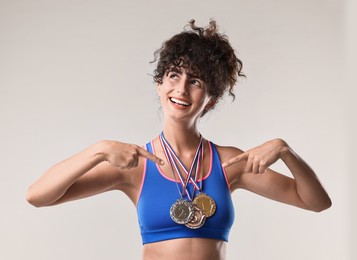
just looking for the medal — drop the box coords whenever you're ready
[185,203,206,229]
[192,193,216,218]
[160,132,216,229]
[170,199,194,224]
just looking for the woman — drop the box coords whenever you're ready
[27,20,331,260]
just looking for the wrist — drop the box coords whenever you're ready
[92,140,112,163]
[275,138,290,160]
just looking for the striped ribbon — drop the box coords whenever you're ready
[159,132,203,201]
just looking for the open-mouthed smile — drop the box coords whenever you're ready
[169,97,191,107]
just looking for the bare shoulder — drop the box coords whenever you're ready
[214,144,244,162]
[213,144,245,191]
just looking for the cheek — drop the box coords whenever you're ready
[194,91,210,104]
[157,82,175,96]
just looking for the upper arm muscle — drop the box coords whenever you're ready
[238,169,307,209]
[51,162,124,205]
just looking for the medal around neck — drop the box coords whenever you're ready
[185,204,206,229]
[160,132,214,228]
[192,193,216,218]
[170,199,194,224]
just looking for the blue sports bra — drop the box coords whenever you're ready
[136,141,235,245]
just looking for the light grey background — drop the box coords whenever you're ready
[1,0,355,259]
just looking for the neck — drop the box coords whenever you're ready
[162,119,201,154]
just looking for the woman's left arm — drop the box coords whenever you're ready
[222,139,332,212]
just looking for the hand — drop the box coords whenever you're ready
[222,139,289,174]
[101,141,164,169]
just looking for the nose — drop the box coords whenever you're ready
[176,77,189,95]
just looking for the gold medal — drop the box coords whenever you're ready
[185,204,206,229]
[193,193,216,218]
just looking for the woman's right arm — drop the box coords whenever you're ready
[26,140,163,207]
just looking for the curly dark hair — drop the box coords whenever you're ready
[152,19,245,101]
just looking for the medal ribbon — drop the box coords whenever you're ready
[160,135,192,199]
[160,132,202,189]
[160,132,203,201]
[161,133,202,190]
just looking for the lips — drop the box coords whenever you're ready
[169,97,191,107]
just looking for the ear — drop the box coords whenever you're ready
[156,83,162,96]
[204,98,217,111]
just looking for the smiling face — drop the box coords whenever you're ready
[157,66,216,123]
[153,20,245,105]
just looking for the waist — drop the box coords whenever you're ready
[142,237,227,260]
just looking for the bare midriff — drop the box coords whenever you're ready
[142,238,227,260]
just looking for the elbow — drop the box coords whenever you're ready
[26,195,40,208]
[309,196,332,213]
[317,198,332,212]
[26,186,50,208]
[26,189,42,207]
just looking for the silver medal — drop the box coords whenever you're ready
[170,199,194,224]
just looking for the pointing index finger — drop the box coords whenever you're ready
[138,147,165,165]
[222,152,248,168]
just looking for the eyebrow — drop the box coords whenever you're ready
[168,67,183,74]
[168,67,201,79]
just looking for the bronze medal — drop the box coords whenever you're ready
[193,193,216,218]
[185,203,206,229]
[170,199,194,224]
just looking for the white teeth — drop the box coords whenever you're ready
[170,97,190,106]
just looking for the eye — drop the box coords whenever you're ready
[190,79,202,87]
[169,72,179,79]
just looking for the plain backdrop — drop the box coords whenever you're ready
[1,0,355,259]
